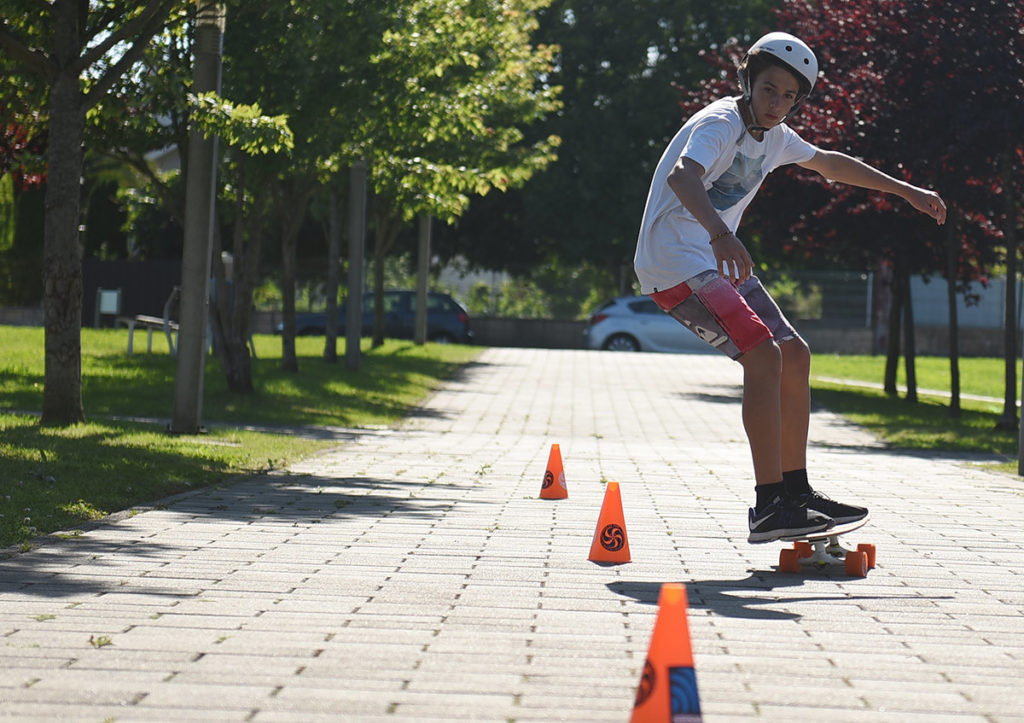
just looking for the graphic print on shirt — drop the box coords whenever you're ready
[707,151,766,211]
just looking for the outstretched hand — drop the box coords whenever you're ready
[906,186,947,225]
[711,233,754,284]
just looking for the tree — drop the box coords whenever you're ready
[679,1,1021,412]
[0,0,184,425]
[355,0,561,346]
[773,0,1022,415]
[435,0,776,303]
[190,93,292,393]
[0,115,46,305]
[202,2,376,377]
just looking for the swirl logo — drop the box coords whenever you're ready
[600,523,625,551]
[634,659,655,707]
[542,470,554,489]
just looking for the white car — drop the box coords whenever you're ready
[582,296,717,353]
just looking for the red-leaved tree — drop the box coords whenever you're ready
[677,0,1023,414]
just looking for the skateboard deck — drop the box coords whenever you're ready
[777,517,875,577]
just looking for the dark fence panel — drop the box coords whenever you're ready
[82,260,182,327]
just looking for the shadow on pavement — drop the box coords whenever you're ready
[673,389,742,406]
[607,576,948,621]
[0,473,456,600]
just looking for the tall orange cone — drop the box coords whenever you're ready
[630,583,702,722]
[539,443,568,499]
[588,481,630,563]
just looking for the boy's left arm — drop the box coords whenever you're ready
[798,149,947,224]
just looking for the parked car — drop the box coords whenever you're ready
[582,295,716,353]
[277,290,473,343]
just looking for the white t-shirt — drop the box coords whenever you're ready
[634,96,818,294]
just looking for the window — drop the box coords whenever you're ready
[628,299,662,315]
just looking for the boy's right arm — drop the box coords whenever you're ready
[667,157,754,284]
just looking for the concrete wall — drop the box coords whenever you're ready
[470,317,587,349]
[0,306,43,326]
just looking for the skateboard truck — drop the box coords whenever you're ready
[776,519,876,576]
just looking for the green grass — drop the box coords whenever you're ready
[811,354,1021,472]
[1,327,480,428]
[0,326,480,550]
[811,354,1020,404]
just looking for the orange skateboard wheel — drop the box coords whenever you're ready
[779,548,801,573]
[845,550,868,577]
[857,543,876,569]
[794,541,813,558]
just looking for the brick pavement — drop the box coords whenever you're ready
[1,347,1023,721]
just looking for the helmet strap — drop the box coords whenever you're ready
[741,97,770,135]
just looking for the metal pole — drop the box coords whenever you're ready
[345,160,367,371]
[414,214,431,345]
[170,1,224,433]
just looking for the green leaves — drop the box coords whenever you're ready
[188,91,293,156]
[360,0,562,222]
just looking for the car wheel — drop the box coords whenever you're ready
[603,333,640,352]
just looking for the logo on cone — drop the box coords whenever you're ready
[630,584,702,723]
[634,660,655,707]
[588,481,630,563]
[539,443,568,499]
[600,523,626,552]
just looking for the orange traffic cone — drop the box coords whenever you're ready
[588,481,630,563]
[630,583,702,723]
[540,443,568,499]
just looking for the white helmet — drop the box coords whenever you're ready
[739,32,818,100]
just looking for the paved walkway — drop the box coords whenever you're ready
[2,348,1023,722]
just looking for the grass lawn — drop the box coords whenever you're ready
[811,353,1020,404]
[0,326,480,550]
[811,353,1021,471]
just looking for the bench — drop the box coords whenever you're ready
[119,314,179,355]
[117,287,180,356]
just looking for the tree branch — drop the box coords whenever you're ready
[0,21,55,79]
[81,0,182,110]
[100,147,186,226]
[77,0,178,70]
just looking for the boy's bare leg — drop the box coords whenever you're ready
[737,339,783,485]
[779,337,811,472]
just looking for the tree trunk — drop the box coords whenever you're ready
[170,0,223,433]
[226,204,262,393]
[278,183,314,373]
[998,150,1018,431]
[210,161,257,394]
[279,216,298,372]
[323,184,341,363]
[345,161,367,371]
[901,262,918,403]
[372,216,387,348]
[414,214,431,345]
[41,7,85,426]
[884,259,902,396]
[371,209,400,348]
[872,264,892,356]
[945,206,961,418]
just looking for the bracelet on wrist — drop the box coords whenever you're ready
[709,229,731,244]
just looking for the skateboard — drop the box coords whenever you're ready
[777,518,875,577]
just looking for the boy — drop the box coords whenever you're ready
[634,32,946,543]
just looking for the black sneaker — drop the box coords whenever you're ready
[748,495,834,544]
[797,490,868,526]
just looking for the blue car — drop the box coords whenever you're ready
[279,290,473,343]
